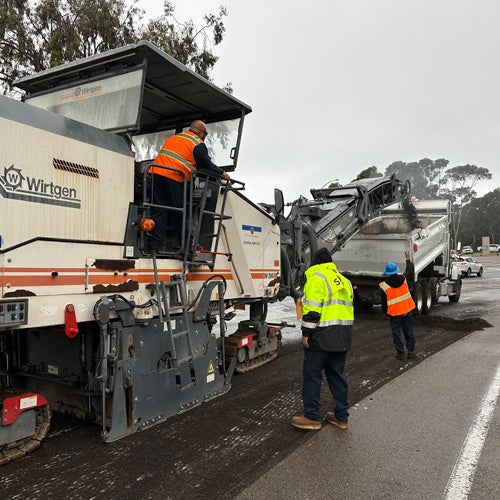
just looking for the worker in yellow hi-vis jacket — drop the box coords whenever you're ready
[292,247,354,432]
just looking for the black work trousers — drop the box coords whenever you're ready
[302,348,349,422]
[148,174,184,250]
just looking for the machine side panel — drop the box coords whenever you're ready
[0,103,134,248]
[215,191,280,300]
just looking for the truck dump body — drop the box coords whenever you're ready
[335,200,451,278]
[332,199,460,310]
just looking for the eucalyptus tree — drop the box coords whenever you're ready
[0,0,227,94]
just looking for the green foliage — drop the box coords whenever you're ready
[440,164,492,206]
[385,158,450,199]
[0,0,141,92]
[139,2,227,79]
[382,159,491,206]
[0,0,227,94]
[458,189,500,247]
[328,181,341,188]
[354,166,382,180]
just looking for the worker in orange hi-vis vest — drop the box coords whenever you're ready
[379,253,416,360]
[147,120,230,253]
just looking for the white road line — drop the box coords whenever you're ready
[443,362,500,499]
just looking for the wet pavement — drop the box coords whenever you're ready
[1,256,499,499]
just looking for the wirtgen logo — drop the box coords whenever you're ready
[0,165,81,208]
[73,85,101,97]
[62,85,102,101]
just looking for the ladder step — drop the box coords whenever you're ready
[172,330,189,339]
[175,355,194,365]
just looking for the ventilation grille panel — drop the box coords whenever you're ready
[53,158,99,178]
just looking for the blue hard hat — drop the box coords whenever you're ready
[384,262,399,275]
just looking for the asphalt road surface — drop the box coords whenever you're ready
[1,257,498,500]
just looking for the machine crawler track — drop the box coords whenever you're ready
[225,330,282,374]
[0,390,52,466]
[234,350,280,374]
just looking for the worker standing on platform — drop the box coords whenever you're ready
[147,120,230,252]
[292,247,354,431]
[379,253,416,360]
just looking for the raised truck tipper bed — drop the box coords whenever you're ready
[333,199,461,313]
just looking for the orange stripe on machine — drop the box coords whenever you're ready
[1,267,277,287]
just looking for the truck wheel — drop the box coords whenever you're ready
[449,277,462,303]
[422,281,433,314]
[412,282,424,315]
[428,277,440,305]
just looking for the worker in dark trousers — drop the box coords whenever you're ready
[379,253,416,360]
[147,120,230,252]
[292,247,354,431]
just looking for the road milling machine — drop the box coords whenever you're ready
[0,42,285,463]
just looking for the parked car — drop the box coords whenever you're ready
[476,244,499,253]
[461,246,473,254]
[452,256,483,277]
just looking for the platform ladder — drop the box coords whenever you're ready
[151,260,196,391]
[187,173,245,269]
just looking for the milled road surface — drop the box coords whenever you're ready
[1,257,498,500]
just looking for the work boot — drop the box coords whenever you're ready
[326,412,349,430]
[394,352,405,360]
[291,416,322,430]
[407,350,415,359]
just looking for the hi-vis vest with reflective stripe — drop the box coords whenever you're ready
[149,130,202,182]
[302,262,354,328]
[379,279,415,316]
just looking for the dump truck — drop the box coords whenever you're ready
[332,199,462,312]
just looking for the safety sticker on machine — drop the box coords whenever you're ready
[207,361,215,383]
[20,395,38,409]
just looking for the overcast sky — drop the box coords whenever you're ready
[137,0,500,205]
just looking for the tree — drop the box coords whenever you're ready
[458,189,500,247]
[0,0,227,94]
[354,165,382,180]
[421,157,449,197]
[385,160,429,198]
[441,165,493,247]
[384,158,450,199]
[140,2,227,79]
[440,164,492,206]
[328,181,341,188]
[0,0,140,93]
